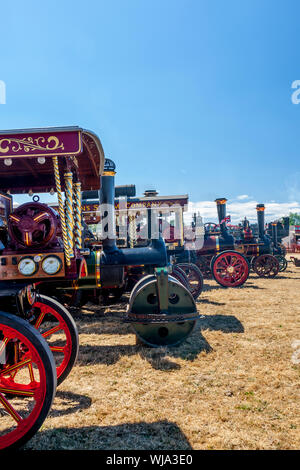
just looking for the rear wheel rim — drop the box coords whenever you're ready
[32,301,74,384]
[253,255,279,278]
[0,323,48,449]
[175,263,203,299]
[213,252,249,287]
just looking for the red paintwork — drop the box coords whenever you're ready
[0,323,48,449]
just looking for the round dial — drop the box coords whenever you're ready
[18,258,37,276]
[42,256,62,275]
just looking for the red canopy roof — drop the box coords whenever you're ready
[0,127,105,193]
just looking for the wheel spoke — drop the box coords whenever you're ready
[50,345,65,353]
[0,393,22,423]
[34,310,47,329]
[42,324,62,338]
[0,358,32,376]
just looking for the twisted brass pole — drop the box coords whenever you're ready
[64,172,74,258]
[74,182,82,249]
[52,156,71,266]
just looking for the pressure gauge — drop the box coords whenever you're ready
[18,258,37,276]
[42,256,62,275]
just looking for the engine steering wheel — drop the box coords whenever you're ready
[204,223,219,233]
[8,202,58,248]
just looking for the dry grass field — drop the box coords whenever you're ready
[25,256,300,450]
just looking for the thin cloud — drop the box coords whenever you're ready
[237,194,250,200]
[187,199,300,224]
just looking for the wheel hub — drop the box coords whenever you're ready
[226,265,235,274]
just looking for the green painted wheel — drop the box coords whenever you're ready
[127,274,198,347]
[133,320,196,348]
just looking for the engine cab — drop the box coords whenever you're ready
[0,126,104,289]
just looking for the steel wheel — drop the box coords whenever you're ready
[0,311,56,450]
[133,320,196,348]
[253,254,279,278]
[196,255,212,279]
[250,256,257,271]
[275,255,288,272]
[175,263,204,299]
[31,295,79,385]
[212,250,249,287]
[127,274,198,347]
[171,264,191,292]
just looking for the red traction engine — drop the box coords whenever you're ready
[193,198,250,287]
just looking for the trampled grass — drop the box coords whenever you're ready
[25,257,300,450]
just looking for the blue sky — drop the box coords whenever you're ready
[0,0,300,222]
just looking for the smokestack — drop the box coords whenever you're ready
[115,185,136,198]
[99,158,118,253]
[256,204,265,239]
[282,216,290,232]
[215,198,227,234]
[144,189,158,197]
[271,223,278,245]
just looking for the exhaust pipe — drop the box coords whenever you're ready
[271,222,278,246]
[256,204,266,240]
[99,158,167,267]
[215,198,228,236]
[99,159,118,253]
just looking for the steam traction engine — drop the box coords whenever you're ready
[177,198,250,288]
[76,180,203,301]
[269,222,288,272]
[236,204,280,278]
[42,158,200,349]
[0,126,107,449]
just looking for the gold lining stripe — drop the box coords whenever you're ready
[33,212,48,222]
[0,358,32,375]
[0,394,22,422]
[96,251,101,287]
[215,236,220,253]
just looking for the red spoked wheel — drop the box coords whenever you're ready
[31,295,79,386]
[252,254,279,278]
[174,263,204,300]
[0,311,56,450]
[212,250,250,287]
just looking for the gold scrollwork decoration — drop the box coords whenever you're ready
[0,136,65,154]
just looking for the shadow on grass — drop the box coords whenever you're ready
[76,314,243,370]
[198,314,244,334]
[202,282,265,292]
[271,275,300,280]
[23,420,192,450]
[48,390,92,418]
[199,298,226,306]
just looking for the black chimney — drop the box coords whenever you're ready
[215,198,227,235]
[271,223,278,245]
[99,158,118,253]
[256,204,265,239]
